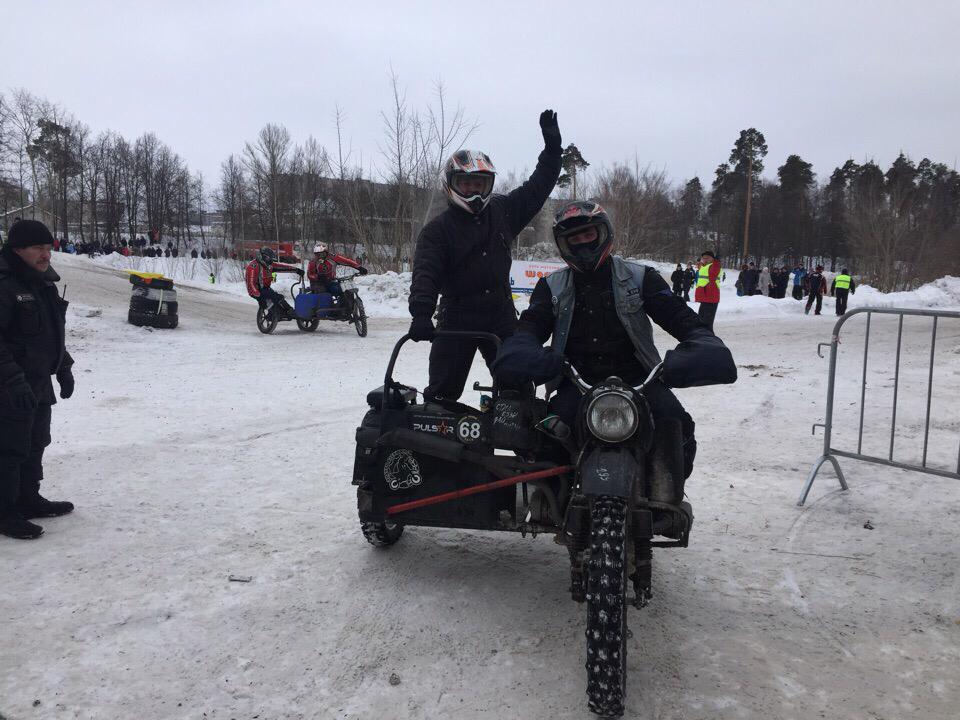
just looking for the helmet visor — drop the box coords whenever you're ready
[450,172,494,200]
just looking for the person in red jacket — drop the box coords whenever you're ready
[694,250,721,331]
[307,243,367,300]
[245,247,299,318]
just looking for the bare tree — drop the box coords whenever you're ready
[243,123,291,247]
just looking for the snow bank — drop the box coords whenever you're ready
[61,253,960,324]
[850,275,960,310]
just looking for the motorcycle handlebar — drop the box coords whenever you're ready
[563,359,664,395]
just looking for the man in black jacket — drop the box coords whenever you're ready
[0,220,75,539]
[491,201,736,485]
[681,262,695,301]
[407,110,562,401]
[670,264,684,297]
[805,265,828,315]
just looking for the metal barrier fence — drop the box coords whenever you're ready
[798,307,960,506]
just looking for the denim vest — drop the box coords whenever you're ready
[544,257,663,384]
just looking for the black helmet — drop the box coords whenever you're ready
[443,149,496,214]
[552,200,614,273]
[257,246,277,265]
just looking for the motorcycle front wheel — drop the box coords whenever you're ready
[585,495,628,718]
[296,318,320,332]
[352,297,368,337]
[256,306,278,334]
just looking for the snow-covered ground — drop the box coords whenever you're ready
[1,253,959,720]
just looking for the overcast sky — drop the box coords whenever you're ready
[5,1,959,190]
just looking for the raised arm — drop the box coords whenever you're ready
[503,110,563,235]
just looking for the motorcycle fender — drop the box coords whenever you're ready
[580,448,639,498]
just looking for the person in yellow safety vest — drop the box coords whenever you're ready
[693,250,722,330]
[830,268,856,316]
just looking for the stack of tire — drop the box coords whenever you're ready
[128,274,179,329]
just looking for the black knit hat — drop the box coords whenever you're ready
[701,249,717,259]
[6,219,55,249]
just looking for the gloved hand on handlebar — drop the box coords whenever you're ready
[662,329,737,388]
[408,315,435,341]
[491,331,563,386]
[358,266,369,276]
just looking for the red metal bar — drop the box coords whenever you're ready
[386,465,572,516]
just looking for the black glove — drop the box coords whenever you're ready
[491,331,562,386]
[539,109,562,153]
[662,331,738,388]
[358,266,369,276]
[57,366,75,400]
[408,315,435,342]
[5,375,38,412]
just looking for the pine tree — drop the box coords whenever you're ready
[27,119,81,239]
[677,176,704,254]
[558,143,590,199]
[777,154,815,262]
[727,128,767,259]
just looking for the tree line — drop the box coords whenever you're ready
[2,85,957,291]
[579,128,959,291]
[0,89,207,250]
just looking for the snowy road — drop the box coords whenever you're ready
[2,255,959,720]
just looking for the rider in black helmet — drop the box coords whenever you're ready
[493,200,737,483]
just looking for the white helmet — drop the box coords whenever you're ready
[443,150,496,214]
[314,243,328,257]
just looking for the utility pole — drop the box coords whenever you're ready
[742,156,753,260]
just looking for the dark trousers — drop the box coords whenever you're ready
[697,302,718,331]
[682,287,691,302]
[792,285,804,300]
[672,283,683,297]
[806,293,823,315]
[0,399,52,509]
[426,303,517,401]
[835,289,850,315]
[550,379,697,479]
[257,286,285,307]
[310,279,342,297]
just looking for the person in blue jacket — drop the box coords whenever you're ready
[791,265,807,300]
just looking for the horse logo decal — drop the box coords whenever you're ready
[384,449,423,491]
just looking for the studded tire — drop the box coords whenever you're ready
[360,520,404,547]
[585,496,628,718]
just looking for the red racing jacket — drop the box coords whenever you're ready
[307,255,361,284]
[244,260,300,297]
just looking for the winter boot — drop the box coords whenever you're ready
[278,299,296,320]
[0,509,44,539]
[18,494,74,519]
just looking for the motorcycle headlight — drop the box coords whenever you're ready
[586,391,638,442]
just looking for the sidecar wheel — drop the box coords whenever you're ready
[256,307,278,334]
[360,520,404,547]
[585,496,628,718]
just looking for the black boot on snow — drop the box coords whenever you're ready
[18,495,75,519]
[0,510,44,539]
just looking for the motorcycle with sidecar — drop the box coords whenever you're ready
[256,270,368,336]
[352,331,696,717]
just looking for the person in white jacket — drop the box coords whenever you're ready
[759,266,772,296]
